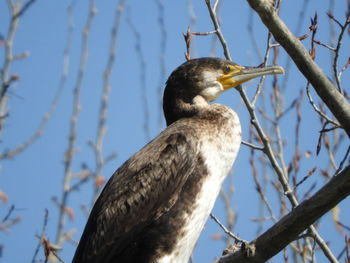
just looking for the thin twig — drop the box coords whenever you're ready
[212,0,220,13]
[31,209,48,263]
[305,82,340,127]
[2,204,15,222]
[316,121,329,156]
[204,0,232,60]
[56,0,96,246]
[312,39,336,51]
[338,57,350,80]
[323,129,339,170]
[247,9,263,61]
[183,27,192,61]
[210,213,247,244]
[70,172,92,192]
[0,1,20,131]
[327,12,343,28]
[219,185,237,246]
[286,167,317,195]
[155,0,167,129]
[248,126,271,234]
[249,151,277,223]
[290,90,303,186]
[332,12,350,93]
[12,0,37,20]
[91,0,125,204]
[241,140,264,151]
[0,25,71,159]
[271,46,290,183]
[0,0,37,120]
[251,32,272,106]
[191,30,217,36]
[334,145,350,176]
[127,7,150,141]
[280,0,310,91]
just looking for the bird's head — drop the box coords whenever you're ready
[163,57,284,125]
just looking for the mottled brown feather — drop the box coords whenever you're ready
[72,123,201,263]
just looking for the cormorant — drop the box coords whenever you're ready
[72,57,284,263]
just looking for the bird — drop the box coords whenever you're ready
[72,57,284,263]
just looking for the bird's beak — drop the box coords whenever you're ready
[218,65,285,89]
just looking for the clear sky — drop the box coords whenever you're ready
[1,0,350,262]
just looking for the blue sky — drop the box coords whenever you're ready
[1,0,350,262]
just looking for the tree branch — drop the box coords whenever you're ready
[218,165,350,263]
[55,0,96,246]
[91,0,125,204]
[246,0,350,137]
[205,0,232,60]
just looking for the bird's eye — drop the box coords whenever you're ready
[223,66,231,74]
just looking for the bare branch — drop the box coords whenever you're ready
[219,186,237,246]
[91,0,125,203]
[183,27,192,61]
[155,0,167,129]
[312,39,336,51]
[0,0,79,159]
[246,0,350,137]
[332,12,350,93]
[203,1,339,260]
[305,82,340,127]
[0,2,20,131]
[0,0,37,128]
[338,57,350,80]
[0,57,69,159]
[2,204,15,222]
[13,0,37,20]
[31,209,48,263]
[204,0,232,60]
[210,213,247,244]
[327,12,343,28]
[241,140,264,151]
[0,205,21,233]
[55,0,96,246]
[286,167,317,195]
[334,144,350,175]
[251,32,273,106]
[219,165,350,263]
[127,7,150,141]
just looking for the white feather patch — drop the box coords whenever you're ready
[199,71,224,101]
[158,109,241,263]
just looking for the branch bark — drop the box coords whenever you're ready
[246,0,350,137]
[218,165,350,263]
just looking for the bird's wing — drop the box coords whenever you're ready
[72,125,199,263]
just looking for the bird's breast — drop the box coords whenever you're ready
[158,108,241,263]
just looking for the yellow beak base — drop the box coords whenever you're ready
[218,65,285,89]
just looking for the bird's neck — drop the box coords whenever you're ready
[163,95,209,126]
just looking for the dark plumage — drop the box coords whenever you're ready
[72,58,284,263]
